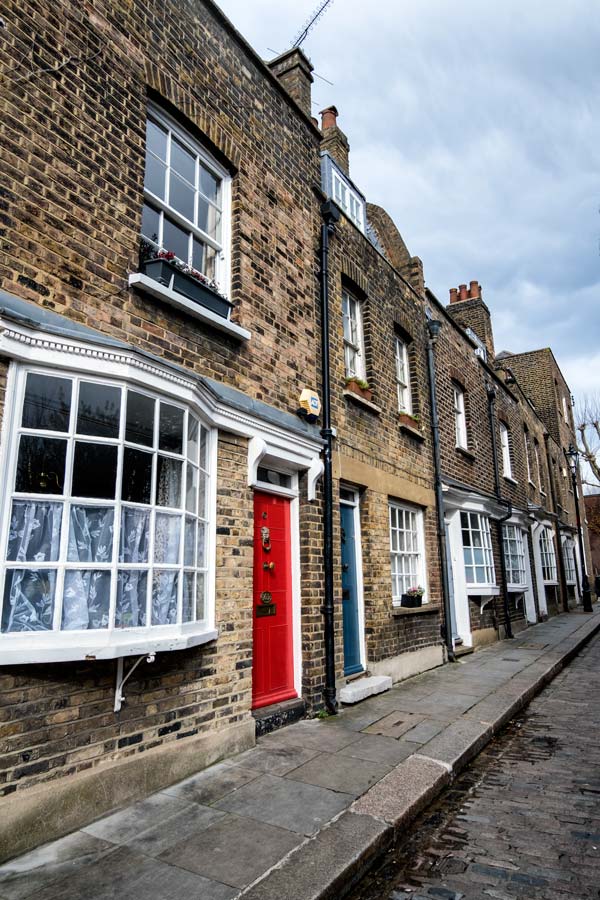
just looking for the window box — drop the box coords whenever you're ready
[141,258,233,320]
[400,593,423,608]
[345,378,372,403]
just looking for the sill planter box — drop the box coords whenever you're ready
[142,258,233,320]
[400,593,423,608]
[399,412,420,430]
[345,379,373,403]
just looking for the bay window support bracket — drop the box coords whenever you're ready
[114,653,156,713]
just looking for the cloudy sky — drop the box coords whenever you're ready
[216,0,599,399]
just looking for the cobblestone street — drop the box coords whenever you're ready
[348,633,600,900]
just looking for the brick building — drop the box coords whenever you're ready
[0,0,593,863]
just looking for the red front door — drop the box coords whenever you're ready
[252,491,296,709]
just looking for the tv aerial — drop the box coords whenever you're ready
[292,0,335,49]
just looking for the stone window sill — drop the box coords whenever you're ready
[503,475,518,486]
[392,604,440,617]
[129,273,251,341]
[456,446,476,462]
[399,422,425,442]
[343,390,381,414]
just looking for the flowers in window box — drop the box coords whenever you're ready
[138,238,233,319]
[400,585,425,608]
[345,377,373,403]
[399,410,421,430]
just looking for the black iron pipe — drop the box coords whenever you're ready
[486,385,514,639]
[426,320,455,662]
[319,200,340,714]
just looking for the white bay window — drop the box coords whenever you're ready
[503,524,527,589]
[0,368,214,661]
[461,511,495,587]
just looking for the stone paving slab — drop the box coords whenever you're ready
[2,608,598,900]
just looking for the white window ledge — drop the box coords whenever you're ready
[0,628,219,665]
[466,585,498,597]
[129,273,250,342]
[507,584,527,593]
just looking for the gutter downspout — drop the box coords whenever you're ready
[486,384,514,639]
[319,199,340,714]
[426,319,455,662]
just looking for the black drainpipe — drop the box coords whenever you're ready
[486,384,514,639]
[426,319,455,662]
[319,200,340,714]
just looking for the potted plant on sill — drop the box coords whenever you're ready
[401,585,425,608]
[399,410,421,430]
[345,376,373,403]
[138,240,233,320]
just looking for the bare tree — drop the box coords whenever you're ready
[576,394,600,491]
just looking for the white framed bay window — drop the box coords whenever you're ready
[389,501,427,605]
[539,528,557,583]
[503,524,527,590]
[0,366,216,663]
[461,511,495,588]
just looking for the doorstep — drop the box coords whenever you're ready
[252,697,306,737]
[339,675,393,705]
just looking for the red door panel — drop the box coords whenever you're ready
[252,491,296,709]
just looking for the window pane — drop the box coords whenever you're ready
[146,118,167,161]
[186,464,197,514]
[163,217,190,262]
[159,404,184,453]
[68,506,114,563]
[184,517,196,566]
[22,374,71,432]
[154,513,181,564]
[144,153,167,199]
[119,508,150,563]
[196,573,205,621]
[8,500,62,562]
[77,382,121,438]
[122,448,153,504]
[72,443,118,500]
[199,427,208,470]
[16,436,67,494]
[62,571,111,630]
[126,392,155,447]
[156,457,182,507]
[192,238,206,273]
[199,166,219,203]
[169,172,195,222]
[171,139,195,183]
[198,471,207,520]
[116,571,147,628]
[182,572,195,622]
[197,197,221,241]
[152,571,179,625]
[141,203,160,245]
[197,521,206,568]
[187,416,199,463]
[1,569,56,632]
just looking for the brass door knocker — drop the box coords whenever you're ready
[261,526,271,552]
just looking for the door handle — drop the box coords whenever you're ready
[263,562,275,571]
[342,564,349,572]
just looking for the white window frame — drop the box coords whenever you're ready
[342,289,366,380]
[499,422,512,479]
[389,501,427,606]
[562,395,569,424]
[395,336,412,414]
[142,104,232,297]
[332,168,365,232]
[0,364,218,664]
[453,385,468,449]
[524,429,534,484]
[461,511,496,588]
[503,524,527,590]
[539,528,558,584]
[534,440,544,494]
[562,536,577,584]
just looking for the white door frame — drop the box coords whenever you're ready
[446,510,473,647]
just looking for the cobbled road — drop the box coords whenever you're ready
[347,633,600,900]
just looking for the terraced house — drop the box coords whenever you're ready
[0,0,592,863]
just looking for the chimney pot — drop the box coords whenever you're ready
[449,288,458,304]
[459,284,468,301]
[469,280,479,299]
[320,105,339,130]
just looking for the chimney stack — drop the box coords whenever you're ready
[447,279,495,360]
[267,48,314,119]
[319,105,350,175]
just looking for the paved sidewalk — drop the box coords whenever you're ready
[1,609,599,900]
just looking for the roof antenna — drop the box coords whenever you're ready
[292,0,335,48]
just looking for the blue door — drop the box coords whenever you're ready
[341,502,363,676]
